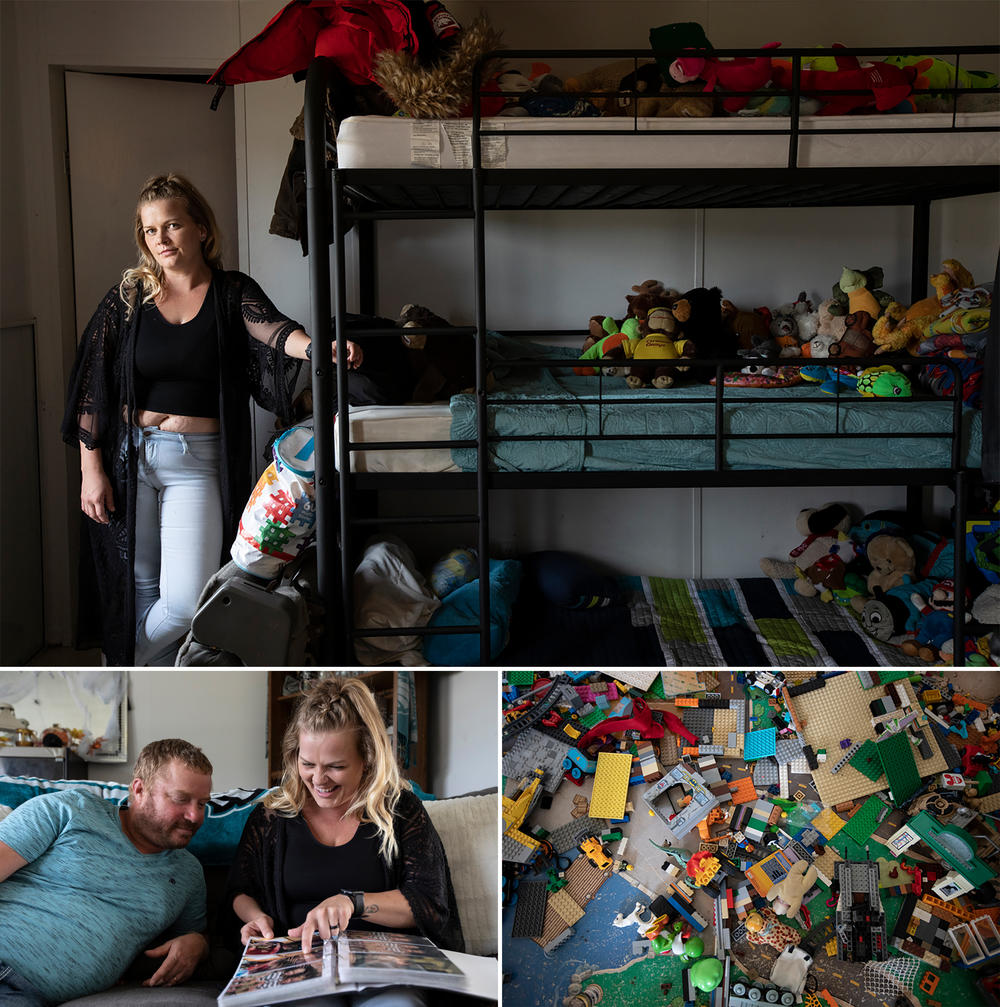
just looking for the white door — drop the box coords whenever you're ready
[65,71,238,337]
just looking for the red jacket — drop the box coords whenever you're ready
[209,0,423,87]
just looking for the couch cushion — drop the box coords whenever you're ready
[57,981,223,1006]
[0,775,268,866]
[424,793,498,957]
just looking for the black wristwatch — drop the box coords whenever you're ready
[342,890,365,916]
[304,341,312,360]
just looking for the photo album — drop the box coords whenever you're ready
[218,930,467,1005]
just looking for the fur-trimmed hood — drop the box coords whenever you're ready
[374,14,504,118]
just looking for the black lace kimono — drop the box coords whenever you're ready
[225,789,465,953]
[61,270,302,665]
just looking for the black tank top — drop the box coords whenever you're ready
[135,292,219,417]
[283,816,418,936]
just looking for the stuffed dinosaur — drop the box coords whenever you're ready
[669,41,781,113]
[772,45,917,115]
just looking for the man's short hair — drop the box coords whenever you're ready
[132,739,213,786]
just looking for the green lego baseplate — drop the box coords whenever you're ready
[507,670,536,686]
[848,738,885,782]
[877,728,923,805]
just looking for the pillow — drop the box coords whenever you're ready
[428,547,479,599]
[423,559,522,665]
[424,793,498,957]
[0,775,269,867]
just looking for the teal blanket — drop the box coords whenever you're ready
[449,335,981,472]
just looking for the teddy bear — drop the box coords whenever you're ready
[849,532,916,613]
[721,299,771,354]
[563,60,714,117]
[767,860,818,918]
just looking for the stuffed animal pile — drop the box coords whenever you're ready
[577,280,740,386]
[760,501,999,664]
[575,250,992,404]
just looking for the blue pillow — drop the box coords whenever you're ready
[0,775,268,867]
[423,559,522,665]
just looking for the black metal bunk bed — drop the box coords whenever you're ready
[301,45,999,667]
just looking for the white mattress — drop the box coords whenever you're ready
[336,111,1000,170]
[334,403,458,472]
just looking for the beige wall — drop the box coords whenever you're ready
[3,2,998,645]
[450,1,1000,53]
[96,669,496,797]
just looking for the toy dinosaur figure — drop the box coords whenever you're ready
[649,840,692,870]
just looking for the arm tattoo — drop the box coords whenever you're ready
[360,902,378,917]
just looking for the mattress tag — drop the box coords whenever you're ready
[443,121,507,168]
[410,121,441,167]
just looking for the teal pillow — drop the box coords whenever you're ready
[423,559,522,665]
[0,774,268,867]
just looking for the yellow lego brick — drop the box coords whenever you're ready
[589,751,633,819]
[824,937,838,958]
[811,807,846,840]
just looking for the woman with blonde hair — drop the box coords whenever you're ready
[227,676,463,1003]
[62,173,361,666]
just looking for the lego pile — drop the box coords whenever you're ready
[501,669,1000,1007]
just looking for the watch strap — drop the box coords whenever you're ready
[342,889,365,916]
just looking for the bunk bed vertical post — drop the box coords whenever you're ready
[473,56,491,666]
[911,200,931,303]
[953,468,967,667]
[357,219,377,316]
[304,56,344,663]
[787,55,802,169]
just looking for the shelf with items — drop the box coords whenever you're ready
[266,670,428,793]
[0,746,89,780]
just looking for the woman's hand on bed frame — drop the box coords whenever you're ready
[286,329,364,369]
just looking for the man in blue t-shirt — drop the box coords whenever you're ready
[0,737,214,1006]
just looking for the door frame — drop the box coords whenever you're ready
[44,64,247,651]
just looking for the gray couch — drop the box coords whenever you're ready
[56,792,498,1006]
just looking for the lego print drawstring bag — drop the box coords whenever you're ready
[232,425,316,578]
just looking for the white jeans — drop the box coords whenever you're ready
[132,427,223,666]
